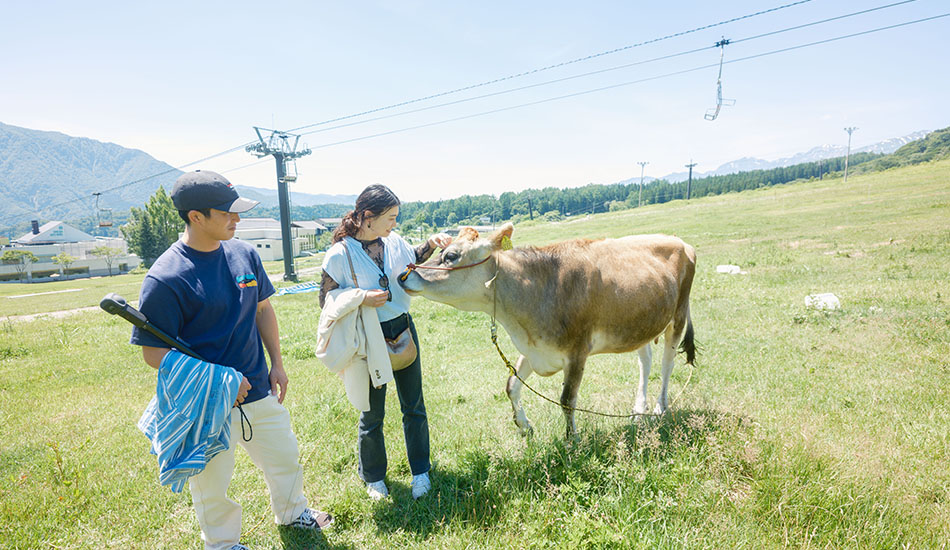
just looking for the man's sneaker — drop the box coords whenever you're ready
[230,545,250,550]
[287,507,333,530]
[366,479,389,500]
[411,472,431,499]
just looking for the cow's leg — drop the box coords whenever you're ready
[560,355,587,440]
[634,345,653,416]
[505,355,534,436]
[654,328,678,415]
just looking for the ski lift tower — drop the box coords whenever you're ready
[246,127,311,282]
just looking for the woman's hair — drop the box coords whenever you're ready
[332,184,401,243]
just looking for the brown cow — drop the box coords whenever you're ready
[399,223,696,438]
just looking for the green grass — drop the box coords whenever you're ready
[0,273,147,317]
[1,161,949,548]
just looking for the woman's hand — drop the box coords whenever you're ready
[362,289,390,307]
[427,232,452,249]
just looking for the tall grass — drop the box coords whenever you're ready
[1,161,948,549]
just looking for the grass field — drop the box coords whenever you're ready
[1,160,948,549]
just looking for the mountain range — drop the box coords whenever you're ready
[0,122,355,231]
[0,121,933,232]
[659,131,929,183]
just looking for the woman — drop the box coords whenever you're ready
[319,184,451,500]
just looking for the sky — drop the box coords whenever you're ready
[2,0,948,203]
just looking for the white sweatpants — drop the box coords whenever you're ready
[188,394,309,550]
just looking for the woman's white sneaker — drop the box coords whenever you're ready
[411,472,431,499]
[366,479,389,500]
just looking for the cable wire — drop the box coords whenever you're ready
[1,1,815,227]
[1,1,934,226]
[285,0,815,134]
[731,0,919,45]
[300,14,949,152]
[297,0,922,140]
[0,142,253,226]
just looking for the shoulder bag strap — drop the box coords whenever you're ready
[342,241,359,287]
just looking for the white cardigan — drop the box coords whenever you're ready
[315,288,394,411]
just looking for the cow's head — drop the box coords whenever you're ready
[399,223,514,312]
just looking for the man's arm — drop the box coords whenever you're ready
[256,298,288,403]
[142,346,170,369]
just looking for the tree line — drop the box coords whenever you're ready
[101,125,950,265]
[396,152,883,230]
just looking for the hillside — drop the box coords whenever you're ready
[662,130,928,182]
[0,122,181,227]
[398,126,950,229]
[857,125,950,172]
[3,160,948,548]
[234,185,356,208]
[0,123,355,237]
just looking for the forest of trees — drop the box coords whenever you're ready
[396,152,885,230]
[9,126,948,254]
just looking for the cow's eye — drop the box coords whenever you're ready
[444,251,460,263]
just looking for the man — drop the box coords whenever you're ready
[131,170,331,550]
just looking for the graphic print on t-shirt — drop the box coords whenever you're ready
[236,273,258,288]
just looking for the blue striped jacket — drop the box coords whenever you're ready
[137,350,242,493]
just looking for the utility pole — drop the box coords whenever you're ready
[246,127,311,282]
[818,158,822,180]
[843,127,858,183]
[527,194,533,220]
[685,160,697,201]
[637,161,649,207]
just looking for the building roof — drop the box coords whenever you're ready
[445,225,496,236]
[16,221,95,244]
[293,220,328,231]
[237,217,324,230]
[236,217,280,230]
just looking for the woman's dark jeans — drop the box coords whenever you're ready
[358,314,430,483]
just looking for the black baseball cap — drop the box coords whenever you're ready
[171,170,259,213]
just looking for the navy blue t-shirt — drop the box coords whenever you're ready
[130,239,276,404]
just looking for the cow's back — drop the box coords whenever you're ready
[500,234,694,355]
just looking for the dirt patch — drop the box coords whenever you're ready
[2,302,138,324]
[2,306,101,323]
[784,239,832,250]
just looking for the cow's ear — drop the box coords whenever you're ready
[490,222,514,249]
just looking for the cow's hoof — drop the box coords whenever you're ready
[652,403,668,416]
[513,410,533,437]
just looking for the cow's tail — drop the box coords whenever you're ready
[678,311,696,365]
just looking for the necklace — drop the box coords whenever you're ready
[359,238,391,301]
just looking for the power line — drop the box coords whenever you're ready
[731,0,920,45]
[1,1,815,228]
[302,14,948,152]
[0,142,254,226]
[297,0,922,139]
[285,0,816,135]
[3,3,937,227]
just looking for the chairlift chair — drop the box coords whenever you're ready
[704,37,735,121]
[93,193,114,227]
[281,158,298,182]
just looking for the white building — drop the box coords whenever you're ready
[1,221,141,282]
[233,218,322,261]
[316,218,342,232]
